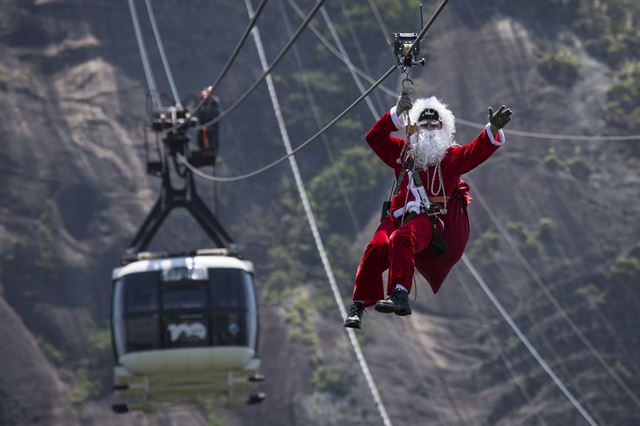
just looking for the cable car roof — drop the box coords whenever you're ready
[113,250,254,281]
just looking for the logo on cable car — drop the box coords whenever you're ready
[167,322,207,342]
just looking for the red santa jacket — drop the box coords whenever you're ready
[366,107,505,214]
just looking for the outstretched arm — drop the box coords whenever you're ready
[447,105,513,174]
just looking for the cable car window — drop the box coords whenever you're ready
[124,271,160,313]
[209,269,247,308]
[162,287,208,310]
[208,268,257,348]
[161,283,210,348]
[126,315,159,351]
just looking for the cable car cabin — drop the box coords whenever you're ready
[110,251,261,411]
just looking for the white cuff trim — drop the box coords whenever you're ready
[390,106,407,130]
[485,123,505,146]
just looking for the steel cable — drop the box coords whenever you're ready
[246,2,392,424]
[144,0,181,105]
[278,0,360,232]
[195,0,328,131]
[181,0,452,181]
[127,0,162,109]
[292,1,640,141]
[462,255,598,426]
[189,0,270,117]
[177,65,395,181]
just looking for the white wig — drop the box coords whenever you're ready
[409,96,456,143]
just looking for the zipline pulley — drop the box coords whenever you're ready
[391,1,427,77]
[391,32,425,71]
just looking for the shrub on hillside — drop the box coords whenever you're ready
[538,50,581,86]
[606,61,640,132]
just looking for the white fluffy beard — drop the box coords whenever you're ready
[409,129,451,168]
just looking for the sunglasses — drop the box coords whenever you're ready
[417,119,442,128]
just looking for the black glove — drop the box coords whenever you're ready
[396,90,413,115]
[488,105,512,131]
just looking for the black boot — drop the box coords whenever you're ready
[344,302,365,329]
[375,289,412,316]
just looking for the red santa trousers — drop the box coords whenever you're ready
[351,195,470,307]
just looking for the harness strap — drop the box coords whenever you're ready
[391,152,412,198]
[410,166,431,210]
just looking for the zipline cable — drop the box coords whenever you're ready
[319,5,380,118]
[472,185,640,409]
[144,0,181,106]
[334,1,636,416]
[189,0,270,117]
[177,65,396,181]
[130,1,600,421]
[457,269,548,426]
[195,0,328,131]
[366,0,391,43]
[456,118,640,141]
[278,0,360,232]
[294,1,640,142]
[127,0,162,109]
[461,255,598,426]
[312,2,600,420]
[245,1,392,425]
[335,0,388,113]
[180,0,452,181]
[308,3,588,421]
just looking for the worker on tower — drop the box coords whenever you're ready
[196,86,220,156]
[344,90,512,329]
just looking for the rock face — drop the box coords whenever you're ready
[0,297,79,426]
[1,0,638,425]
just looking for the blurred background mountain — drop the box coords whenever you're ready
[0,0,638,424]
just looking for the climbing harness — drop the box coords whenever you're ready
[381,128,449,255]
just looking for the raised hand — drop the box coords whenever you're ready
[488,105,513,130]
[396,90,413,115]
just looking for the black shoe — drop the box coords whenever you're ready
[344,302,365,329]
[375,289,412,316]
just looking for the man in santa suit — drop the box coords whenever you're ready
[344,91,512,329]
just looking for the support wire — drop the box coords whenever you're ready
[245,1,392,424]
[127,0,161,109]
[144,0,181,106]
[196,0,328,131]
[461,255,598,426]
[278,0,360,232]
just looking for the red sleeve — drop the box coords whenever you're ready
[446,128,502,175]
[365,111,406,170]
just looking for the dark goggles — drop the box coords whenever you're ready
[417,118,442,128]
[417,108,442,128]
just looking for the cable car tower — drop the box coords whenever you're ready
[111,92,265,414]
